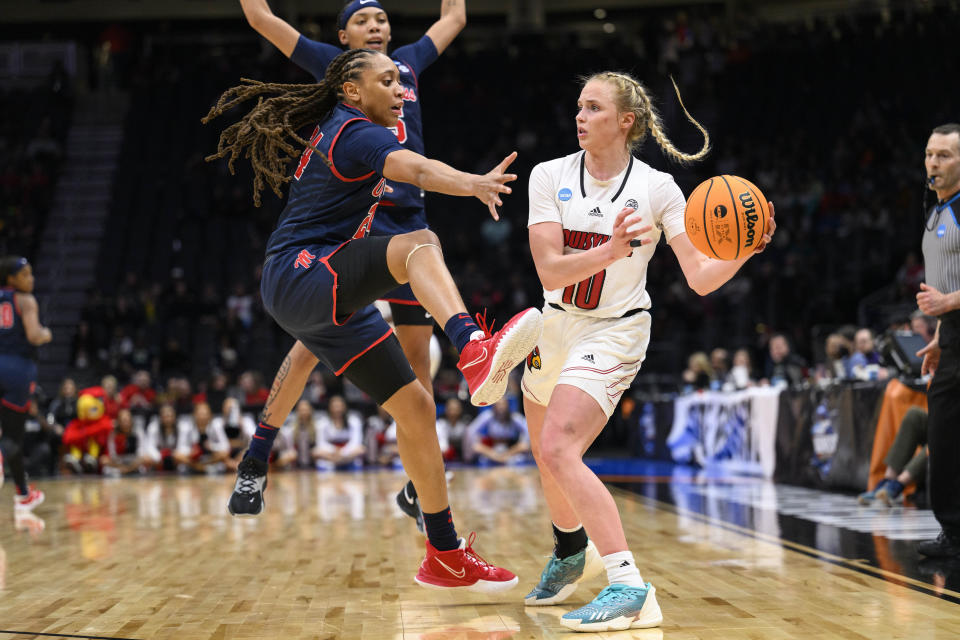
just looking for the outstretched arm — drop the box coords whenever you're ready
[239,0,301,58]
[425,0,467,54]
[382,149,516,219]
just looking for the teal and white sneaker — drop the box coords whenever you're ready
[524,539,603,606]
[560,583,662,632]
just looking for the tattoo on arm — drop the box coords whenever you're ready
[260,354,292,425]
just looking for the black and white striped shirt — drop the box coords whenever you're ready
[922,191,960,298]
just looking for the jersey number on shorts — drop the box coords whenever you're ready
[294,127,324,180]
[561,270,606,310]
[388,105,407,144]
[0,302,14,329]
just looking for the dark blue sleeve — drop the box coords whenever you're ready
[392,36,439,77]
[332,120,406,177]
[289,36,343,82]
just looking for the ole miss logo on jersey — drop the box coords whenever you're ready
[294,249,316,270]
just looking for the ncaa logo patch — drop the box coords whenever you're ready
[526,346,541,372]
[396,64,411,73]
[938,224,947,238]
[558,188,572,202]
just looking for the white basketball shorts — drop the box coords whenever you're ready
[520,305,651,418]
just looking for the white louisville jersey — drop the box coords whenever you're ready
[527,150,687,318]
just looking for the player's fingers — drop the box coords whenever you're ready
[499,173,518,184]
[768,201,776,218]
[498,184,512,194]
[496,151,518,172]
[383,184,395,194]
[488,201,500,221]
[614,207,635,229]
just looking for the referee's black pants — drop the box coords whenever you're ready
[928,342,960,537]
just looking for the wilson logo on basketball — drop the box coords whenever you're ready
[738,191,758,247]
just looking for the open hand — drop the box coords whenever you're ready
[611,207,652,260]
[474,151,518,220]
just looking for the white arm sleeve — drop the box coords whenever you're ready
[527,162,562,226]
[649,171,687,242]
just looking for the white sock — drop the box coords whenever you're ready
[469,329,485,342]
[603,551,644,587]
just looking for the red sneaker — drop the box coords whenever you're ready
[415,532,519,593]
[457,308,542,407]
[14,485,44,512]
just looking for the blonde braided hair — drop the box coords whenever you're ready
[585,72,710,164]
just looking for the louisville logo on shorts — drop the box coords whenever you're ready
[526,346,541,372]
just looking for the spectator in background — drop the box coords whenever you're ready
[464,398,530,465]
[101,375,120,418]
[820,333,853,382]
[436,398,470,461]
[848,328,888,381]
[710,348,730,388]
[24,399,61,477]
[226,282,254,329]
[302,371,327,406]
[46,377,77,427]
[239,370,269,413]
[210,398,255,472]
[859,407,927,507]
[139,403,184,472]
[911,310,936,343]
[100,408,140,476]
[312,395,365,471]
[120,370,155,410]
[681,351,714,392]
[764,333,807,386]
[724,348,756,390]
[276,399,317,470]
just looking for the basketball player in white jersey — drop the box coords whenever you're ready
[521,71,776,632]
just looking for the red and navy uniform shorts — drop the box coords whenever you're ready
[261,237,416,403]
[0,355,37,413]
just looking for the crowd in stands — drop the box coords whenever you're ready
[20,368,531,479]
[0,61,73,260]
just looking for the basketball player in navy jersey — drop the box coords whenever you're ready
[0,257,51,512]
[239,0,464,525]
[203,48,541,591]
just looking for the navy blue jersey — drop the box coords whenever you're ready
[0,289,35,361]
[265,103,405,257]
[290,35,438,214]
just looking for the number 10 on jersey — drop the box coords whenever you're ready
[561,270,606,310]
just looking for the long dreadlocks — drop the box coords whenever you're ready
[202,48,379,206]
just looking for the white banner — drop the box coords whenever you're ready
[667,387,782,477]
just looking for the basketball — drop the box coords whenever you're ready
[684,175,769,260]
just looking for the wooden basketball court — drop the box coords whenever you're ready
[1,466,959,639]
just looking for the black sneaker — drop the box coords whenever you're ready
[917,530,960,557]
[228,457,268,517]
[395,482,424,534]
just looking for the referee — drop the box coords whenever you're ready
[917,123,960,557]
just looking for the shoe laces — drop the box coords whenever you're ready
[594,584,643,605]
[462,531,493,571]
[474,309,496,340]
[235,461,262,495]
